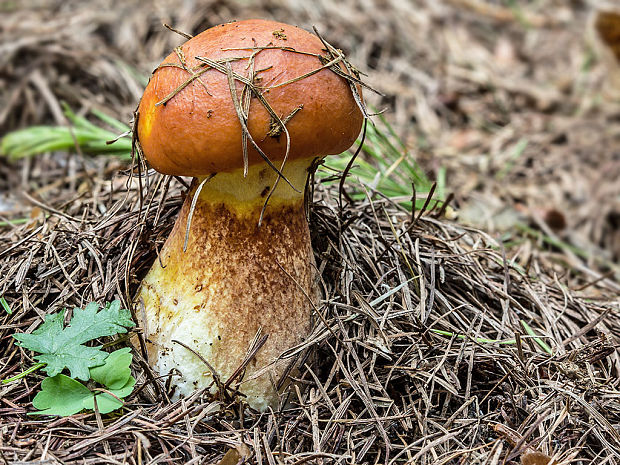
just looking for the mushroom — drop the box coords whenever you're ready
[591,7,620,98]
[135,19,363,410]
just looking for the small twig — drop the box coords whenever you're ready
[163,23,193,40]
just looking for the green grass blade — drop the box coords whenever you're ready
[430,329,516,345]
[0,297,12,314]
[90,108,131,133]
[322,115,442,210]
[520,320,553,355]
[1,105,132,160]
[2,363,46,384]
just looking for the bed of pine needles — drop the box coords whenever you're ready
[1,1,619,464]
[1,159,619,464]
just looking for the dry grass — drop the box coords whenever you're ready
[2,0,618,276]
[1,0,619,464]
[1,160,619,463]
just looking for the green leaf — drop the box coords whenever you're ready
[90,348,132,390]
[89,348,135,413]
[33,346,108,381]
[30,349,136,416]
[66,301,134,344]
[31,374,92,416]
[13,300,134,381]
[86,376,136,414]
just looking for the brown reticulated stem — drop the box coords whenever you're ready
[138,157,316,410]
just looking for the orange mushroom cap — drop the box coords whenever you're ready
[137,19,364,176]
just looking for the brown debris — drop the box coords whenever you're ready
[1,1,620,464]
[1,155,619,462]
[272,28,287,40]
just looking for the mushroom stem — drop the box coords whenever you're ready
[137,157,317,411]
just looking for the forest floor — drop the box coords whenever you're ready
[1,1,619,464]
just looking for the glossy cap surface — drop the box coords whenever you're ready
[138,19,363,176]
